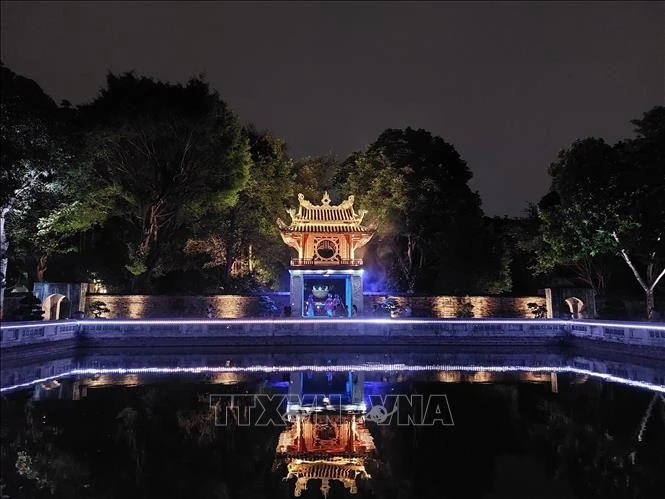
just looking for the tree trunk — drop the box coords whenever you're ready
[612,233,664,320]
[646,288,655,321]
[0,207,8,318]
[36,255,48,282]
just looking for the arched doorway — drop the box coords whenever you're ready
[42,294,71,320]
[564,296,585,319]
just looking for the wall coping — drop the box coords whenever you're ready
[2,318,664,351]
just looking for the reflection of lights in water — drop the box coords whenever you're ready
[3,364,664,394]
[210,372,241,385]
[40,380,61,390]
[468,371,494,383]
[285,457,370,497]
[121,374,140,386]
[520,372,551,383]
[85,375,113,387]
[436,371,463,383]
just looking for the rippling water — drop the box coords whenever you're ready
[1,346,664,499]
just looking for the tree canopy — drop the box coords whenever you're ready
[335,127,505,294]
[3,61,664,320]
[40,72,252,292]
[536,106,665,318]
[1,62,72,313]
[184,126,296,293]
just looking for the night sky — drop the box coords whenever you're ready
[2,1,663,216]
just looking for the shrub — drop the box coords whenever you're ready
[258,295,278,317]
[89,300,111,318]
[14,294,44,321]
[379,296,402,316]
[456,299,474,318]
[527,302,547,319]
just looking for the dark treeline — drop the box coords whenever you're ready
[1,64,663,317]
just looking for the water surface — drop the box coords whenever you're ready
[1,346,664,499]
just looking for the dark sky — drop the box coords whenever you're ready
[2,1,663,216]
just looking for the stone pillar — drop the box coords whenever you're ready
[351,272,364,315]
[290,272,303,317]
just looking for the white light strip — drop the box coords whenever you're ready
[567,320,665,331]
[2,364,664,394]
[2,318,663,330]
[74,318,575,326]
[0,320,78,330]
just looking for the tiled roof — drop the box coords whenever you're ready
[277,192,374,233]
[278,223,372,233]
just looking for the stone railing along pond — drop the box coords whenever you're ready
[2,318,664,356]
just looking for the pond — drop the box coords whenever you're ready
[1,346,664,499]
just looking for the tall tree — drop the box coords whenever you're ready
[537,106,665,319]
[292,154,339,202]
[0,62,70,315]
[335,127,495,294]
[184,127,296,292]
[41,72,251,292]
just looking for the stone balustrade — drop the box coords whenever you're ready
[2,318,664,353]
[1,320,78,348]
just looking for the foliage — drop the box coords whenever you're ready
[257,295,278,316]
[184,127,295,292]
[88,299,111,318]
[456,298,474,318]
[292,154,338,202]
[1,63,73,314]
[527,301,547,319]
[378,296,402,315]
[335,127,502,294]
[5,293,45,321]
[15,451,53,491]
[46,71,252,292]
[536,106,665,317]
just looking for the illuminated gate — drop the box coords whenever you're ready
[277,192,375,317]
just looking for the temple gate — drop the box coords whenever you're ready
[277,192,375,317]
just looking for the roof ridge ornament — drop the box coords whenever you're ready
[280,191,375,233]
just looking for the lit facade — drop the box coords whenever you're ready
[277,192,375,317]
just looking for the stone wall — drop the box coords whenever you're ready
[85,293,545,319]
[85,294,291,319]
[363,294,546,318]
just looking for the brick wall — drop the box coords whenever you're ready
[364,295,545,318]
[86,294,544,319]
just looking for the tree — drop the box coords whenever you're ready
[0,62,70,316]
[184,127,295,292]
[536,107,665,319]
[487,210,548,295]
[335,127,496,294]
[43,72,251,292]
[292,154,338,202]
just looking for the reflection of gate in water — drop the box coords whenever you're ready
[277,371,374,497]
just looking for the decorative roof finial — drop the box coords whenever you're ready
[321,191,331,205]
